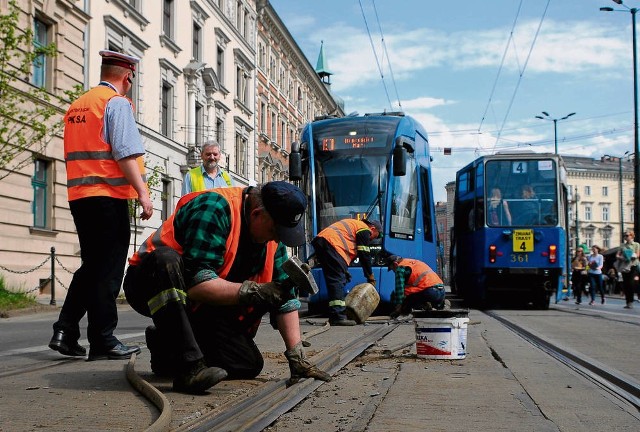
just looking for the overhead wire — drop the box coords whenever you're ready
[477,0,524,137]
[358,0,393,110]
[490,0,551,154]
[371,0,402,110]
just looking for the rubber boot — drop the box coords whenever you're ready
[284,342,332,387]
[172,359,227,395]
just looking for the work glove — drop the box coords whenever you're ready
[284,341,332,387]
[238,281,289,308]
[366,276,376,287]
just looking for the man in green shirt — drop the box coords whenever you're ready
[124,182,330,394]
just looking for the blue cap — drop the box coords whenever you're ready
[364,219,382,234]
[262,181,307,247]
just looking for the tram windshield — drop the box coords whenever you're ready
[312,150,386,231]
[485,159,559,227]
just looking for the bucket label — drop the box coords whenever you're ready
[416,327,452,356]
[414,317,469,360]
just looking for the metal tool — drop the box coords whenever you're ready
[281,256,319,296]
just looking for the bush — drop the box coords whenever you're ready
[0,274,37,311]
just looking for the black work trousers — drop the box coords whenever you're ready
[311,237,349,320]
[52,197,130,350]
[621,267,639,305]
[123,247,203,366]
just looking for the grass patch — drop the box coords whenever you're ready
[0,274,38,311]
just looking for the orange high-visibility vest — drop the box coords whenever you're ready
[316,219,371,265]
[398,258,443,295]
[64,85,146,201]
[129,187,277,282]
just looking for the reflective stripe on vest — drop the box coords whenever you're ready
[189,166,232,191]
[64,86,146,201]
[129,187,276,282]
[317,219,370,265]
[400,258,444,295]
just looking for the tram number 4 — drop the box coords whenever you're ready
[513,229,533,252]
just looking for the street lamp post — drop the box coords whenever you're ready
[574,186,580,250]
[603,153,629,243]
[601,0,640,236]
[535,111,576,154]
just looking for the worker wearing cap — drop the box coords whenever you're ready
[386,255,447,318]
[123,182,331,394]
[49,50,152,362]
[311,218,381,326]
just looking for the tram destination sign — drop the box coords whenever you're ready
[318,133,388,151]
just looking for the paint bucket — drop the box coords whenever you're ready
[345,283,380,324]
[413,309,469,360]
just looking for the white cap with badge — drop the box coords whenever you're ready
[99,50,139,72]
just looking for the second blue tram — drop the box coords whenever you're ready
[450,152,570,309]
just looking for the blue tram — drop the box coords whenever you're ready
[450,152,570,309]
[288,112,438,310]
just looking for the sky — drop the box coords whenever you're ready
[269,0,638,202]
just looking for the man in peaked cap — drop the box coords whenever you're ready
[49,49,152,362]
[123,182,331,394]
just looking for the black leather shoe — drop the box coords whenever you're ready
[87,342,141,361]
[49,330,86,357]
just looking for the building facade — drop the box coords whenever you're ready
[0,0,341,299]
[255,2,343,183]
[564,155,634,252]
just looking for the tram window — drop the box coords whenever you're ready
[390,157,417,239]
[420,166,433,242]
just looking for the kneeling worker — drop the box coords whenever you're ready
[386,255,447,318]
[124,182,331,394]
[311,218,381,326]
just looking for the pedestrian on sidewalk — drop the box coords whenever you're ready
[571,247,588,305]
[587,245,605,305]
[616,230,640,309]
[49,50,152,361]
[385,255,448,318]
[123,182,331,394]
[310,218,381,326]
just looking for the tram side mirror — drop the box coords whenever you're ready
[393,139,407,176]
[289,141,302,181]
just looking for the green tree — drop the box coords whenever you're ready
[0,0,83,180]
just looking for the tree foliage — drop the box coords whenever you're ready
[0,0,83,180]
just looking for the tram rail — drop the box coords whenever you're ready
[485,310,640,412]
[127,322,400,432]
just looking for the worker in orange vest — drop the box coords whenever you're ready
[386,255,448,318]
[49,50,152,362]
[311,218,381,326]
[123,182,331,394]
